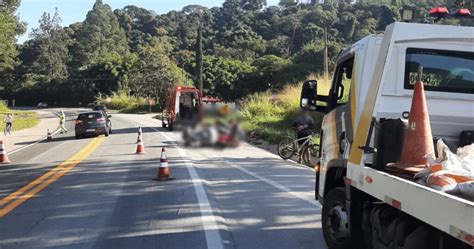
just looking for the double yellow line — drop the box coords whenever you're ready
[0,137,104,217]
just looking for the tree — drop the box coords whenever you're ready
[76,0,128,67]
[128,40,186,107]
[202,56,253,100]
[0,0,26,96]
[27,9,70,82]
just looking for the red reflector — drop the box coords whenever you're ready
[344,178,352,186]
[429,7,449,16]
[392,199,401,209]
[455,8,471,16]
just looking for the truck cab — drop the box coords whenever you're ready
[301,22,473,249]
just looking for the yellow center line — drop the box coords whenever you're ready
[0,140,97,207]
[0,137,104,217]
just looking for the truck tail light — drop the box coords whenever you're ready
[454,8,471,16]
[75,120,83,125]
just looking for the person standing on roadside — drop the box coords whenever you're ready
[58,110,67,133]
[4,113,13,135]
[293,109,315,163]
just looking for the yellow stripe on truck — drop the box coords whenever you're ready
[348,25,394,166]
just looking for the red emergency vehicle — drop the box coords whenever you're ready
[162,86,202,131]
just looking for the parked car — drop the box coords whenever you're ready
[37,102,48,109]
[75,111,112,139]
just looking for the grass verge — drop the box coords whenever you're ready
[95,91,160,114]
[240,76,330,144]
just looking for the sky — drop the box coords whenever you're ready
[17,0,280,44]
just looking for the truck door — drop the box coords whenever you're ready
[319,56,354,197]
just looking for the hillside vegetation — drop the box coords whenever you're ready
[1,0,472,108]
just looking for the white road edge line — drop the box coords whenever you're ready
[8,129,61,156]
[176,147,225,249]
[138,123,225,249]
[214,154,321,208]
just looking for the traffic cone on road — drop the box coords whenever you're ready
[157,147,173,181]
[0,141,11,164]
[47,129,52,142]
[136,128,146,154]
[388,67,434,170]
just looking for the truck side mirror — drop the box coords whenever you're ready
[301,80,318,110]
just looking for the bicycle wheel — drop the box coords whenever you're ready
[302,144,319,166]
[277,137,296,160]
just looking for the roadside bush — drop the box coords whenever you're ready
[95,92,155,113]
[240,75,329,144]
[0,102,8,112]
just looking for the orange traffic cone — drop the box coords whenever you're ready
[136,128,146,154]
[399,78,435,166]
[0,141,11,164]
[157,147,173,181]
[389,67,434,170]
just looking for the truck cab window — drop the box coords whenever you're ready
[330,56,354,108]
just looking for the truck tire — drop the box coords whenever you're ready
[322,187,351,249]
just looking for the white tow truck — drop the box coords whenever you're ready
[300,21,473,249]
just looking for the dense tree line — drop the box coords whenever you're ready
[0,0,472,106]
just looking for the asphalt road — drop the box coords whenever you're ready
[0,110,327,249]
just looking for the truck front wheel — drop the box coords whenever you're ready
[322,187,351,249]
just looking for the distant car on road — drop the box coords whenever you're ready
[92,105,108,112]
[37,102,48,109]
[75,111,112,139]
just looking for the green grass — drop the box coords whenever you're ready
[0,103,39,132]
[240,75,330,144]
[95,91,158,114]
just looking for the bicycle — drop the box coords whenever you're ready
[277,131,319,166]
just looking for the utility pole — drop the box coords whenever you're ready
[195,17,204,95]
[324,27,329,87]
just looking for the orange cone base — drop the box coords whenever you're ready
[136,145,146,154]
[156,167,173,181]
[0,155,11,164]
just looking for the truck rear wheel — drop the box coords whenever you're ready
[322,187,351,249]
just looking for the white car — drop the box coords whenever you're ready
[37,102,48,109]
